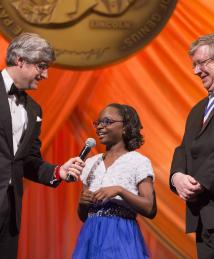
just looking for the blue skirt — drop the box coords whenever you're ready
[72,212,149,259]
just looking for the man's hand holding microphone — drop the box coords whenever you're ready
[56,138,96,182]
[59,157,85,181]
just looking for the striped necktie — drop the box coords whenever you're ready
[203,94,214,123]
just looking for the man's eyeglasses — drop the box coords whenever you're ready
[93,118,124,128]
[35,62,49,72]
[192,57,214,69]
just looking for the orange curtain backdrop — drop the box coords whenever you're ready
[0,0,214,258]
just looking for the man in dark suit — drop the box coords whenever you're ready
[170,34,214,259]
[0,32,84,259]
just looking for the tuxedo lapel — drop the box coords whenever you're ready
[15,96,37,159]
[0,73,13,155]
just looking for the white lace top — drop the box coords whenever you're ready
[81,151,154,201]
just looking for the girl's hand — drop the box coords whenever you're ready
[93,186,122,204]
[79,189,94,206]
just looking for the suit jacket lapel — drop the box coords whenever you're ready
[15,96,37,159]
[0,73,13,155]
[192,96,214,139]
[197,98,214,137]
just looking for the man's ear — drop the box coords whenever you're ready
[16,57,24,67]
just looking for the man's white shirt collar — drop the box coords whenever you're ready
[1,68,14,93]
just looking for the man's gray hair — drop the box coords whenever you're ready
[189,34,214,57]
[6,32,56,66]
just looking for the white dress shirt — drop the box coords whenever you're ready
[1,69,28,155]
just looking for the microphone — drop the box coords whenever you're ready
[65,138,96,182]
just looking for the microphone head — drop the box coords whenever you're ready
[85,138,96,148]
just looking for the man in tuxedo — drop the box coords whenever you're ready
[0,32,84,259]
[170,34,214,259]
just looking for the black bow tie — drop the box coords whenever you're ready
[8,84,26,104]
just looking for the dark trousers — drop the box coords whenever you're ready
[0,186,19,259]
[196,219,214,259]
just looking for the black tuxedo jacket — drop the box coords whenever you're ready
[0,73,58,231]
[170,97,214,233]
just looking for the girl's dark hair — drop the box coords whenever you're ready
[107,103,144,151]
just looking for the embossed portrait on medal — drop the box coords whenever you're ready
[12,0,98,24]
[12,0,135,25]
[94,0,135,15]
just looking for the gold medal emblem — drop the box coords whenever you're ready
[0,0,177,69]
